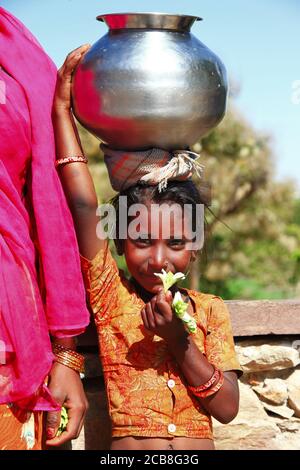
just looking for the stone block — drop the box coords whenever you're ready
[213,382,278,450]
[236,341,300,373]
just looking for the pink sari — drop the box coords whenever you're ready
[0,8,89,410]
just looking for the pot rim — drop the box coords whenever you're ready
[97,12,202,32]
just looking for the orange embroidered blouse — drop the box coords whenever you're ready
[81,245,243,440]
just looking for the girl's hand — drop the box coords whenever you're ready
[54,44,90,114]
[141,288,188,343]
[45,362,88,447]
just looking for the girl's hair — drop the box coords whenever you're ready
[110,180,210,253]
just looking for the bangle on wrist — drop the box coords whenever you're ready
[55,155,88,168]
[187,366,224,398]
[52,343,85,374]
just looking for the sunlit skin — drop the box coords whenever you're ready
[122,202,196,299]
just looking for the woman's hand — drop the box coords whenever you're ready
[45,362,88,447]
[53,44,90,114]
[141,288,188,344]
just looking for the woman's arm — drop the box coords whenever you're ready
[141,289,239,424]
[52,45,104,260]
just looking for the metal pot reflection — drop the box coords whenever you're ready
[72,12,227,150]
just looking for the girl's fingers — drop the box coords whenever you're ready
[151,294,171,327]
[66,44,90,62]
[61,44,91,75]
[165,290,173,304]
[156,289,173,321]
[145,302,156,330]
[150,295,160,314]
[150,295,166,324]
[63,54,82,75]
[141,308,150,330]
[144,291,173,332]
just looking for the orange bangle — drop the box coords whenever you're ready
[194,371,224,398]
[188,366,219,393]
[188,369,224,398]
[52,343,84,374]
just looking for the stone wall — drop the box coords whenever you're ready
[67,300,300,450]
[214,336,300,450]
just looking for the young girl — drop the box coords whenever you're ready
[53,47,243,451]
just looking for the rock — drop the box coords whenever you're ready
[236,343,300,373]
[262,402,294,419]
[228,301,300,336]
[272,430,300,450]
[287,369,300,389]
[288,387,300,418]
[263,416,300,450]
[252,378,288,405]
[213,382,278,450]
[274,417,300,433]
[241,369,291,387]
[286,369,300,418]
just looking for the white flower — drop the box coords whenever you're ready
[172,291,197,334]
[154,269,185,292]
[172,291,184,305]
[154,269,197,334]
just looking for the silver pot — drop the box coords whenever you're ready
[72,12,227,150]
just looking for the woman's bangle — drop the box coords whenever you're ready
[52,343,85,374]
[55,155,88,168]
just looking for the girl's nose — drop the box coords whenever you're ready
[148,247,168,271]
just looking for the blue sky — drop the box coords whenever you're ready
[2,0,300,191]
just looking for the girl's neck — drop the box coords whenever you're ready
[130,277,179,303]
[130,277,153,302]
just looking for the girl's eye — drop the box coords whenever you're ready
[169,239,185,247]
[134,237,151,245]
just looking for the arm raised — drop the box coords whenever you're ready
[53,45,105,260]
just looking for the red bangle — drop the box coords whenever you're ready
[192,370,224,398]
[55,155,88,168]
[188,366,219,393]
[188,368,224,398]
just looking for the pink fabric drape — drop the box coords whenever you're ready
[0,7,89,409]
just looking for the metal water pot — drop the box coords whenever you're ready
[72,13,227,150]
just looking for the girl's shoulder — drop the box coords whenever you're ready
[181,287,221,311]
[178,288,223,336]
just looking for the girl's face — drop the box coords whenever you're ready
[123,202,196,294]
